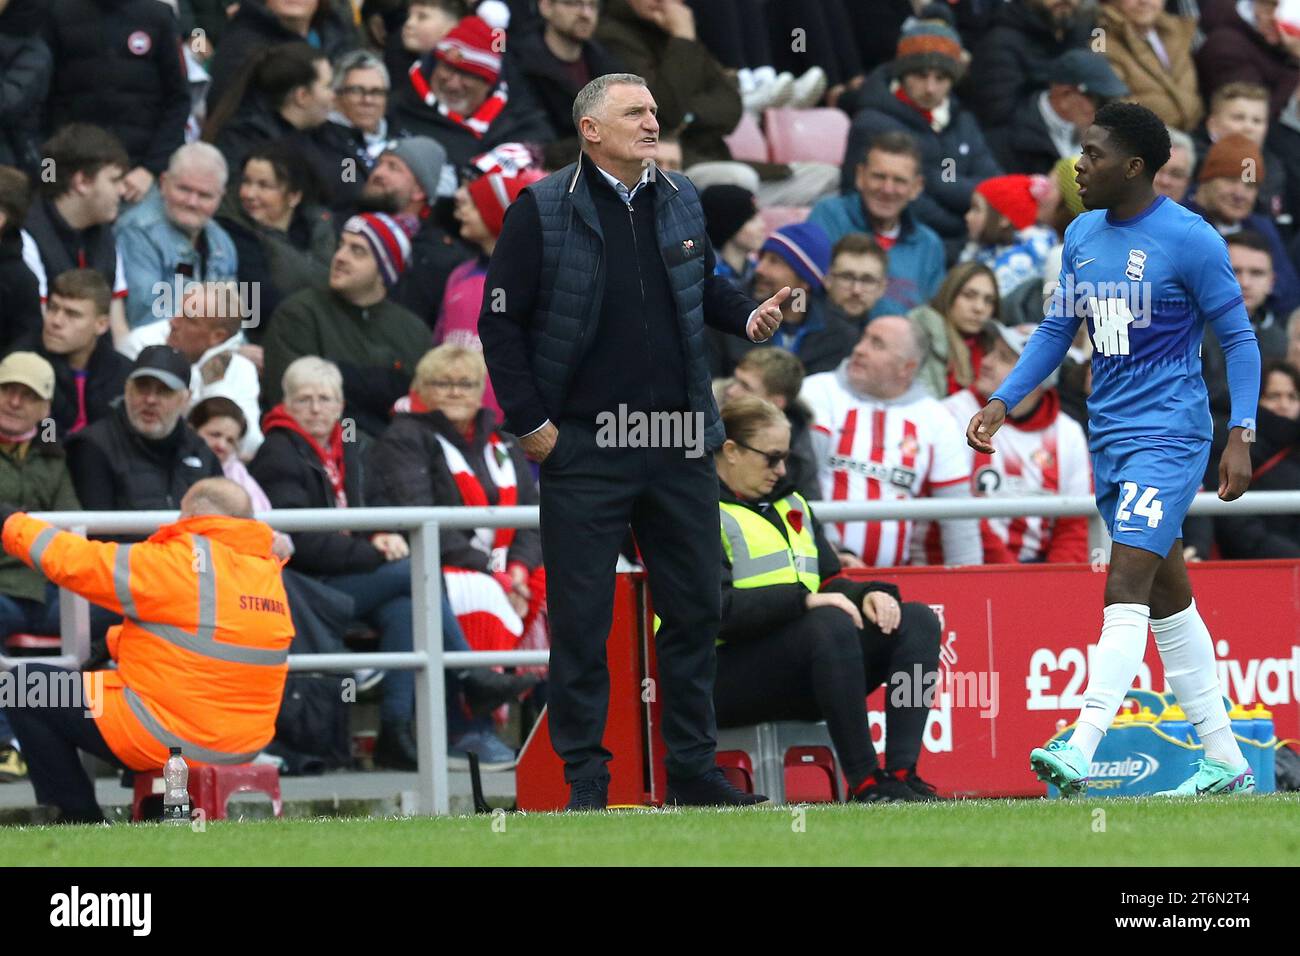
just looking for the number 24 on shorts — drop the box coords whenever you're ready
[1117,482,1163,528]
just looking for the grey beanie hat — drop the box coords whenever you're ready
[384,136,448,205]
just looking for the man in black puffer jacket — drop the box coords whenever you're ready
[42,0,191,203]
[0,0,50,175]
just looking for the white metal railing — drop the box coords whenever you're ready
[4,488,1299,815]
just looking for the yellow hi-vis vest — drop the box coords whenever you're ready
[652,493,821,639]
[719,492,821,592]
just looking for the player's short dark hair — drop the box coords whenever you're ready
[1224,230,1272,258]
[39,124,130,200]
[1093,101,1170,180]
[1260,359,1300,399]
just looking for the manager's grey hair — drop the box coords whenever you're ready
[571,73,648,134]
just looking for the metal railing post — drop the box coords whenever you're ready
[61,524,90,665]
[409,520,449,816]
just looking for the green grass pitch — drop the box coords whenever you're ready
[6,794,1298,866]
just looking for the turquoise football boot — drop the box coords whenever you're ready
[1154,758,1256,797]
[1030,738,1089,796]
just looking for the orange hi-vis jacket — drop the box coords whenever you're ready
[2,512,295,770]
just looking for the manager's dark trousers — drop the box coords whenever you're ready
[540,419,721,783]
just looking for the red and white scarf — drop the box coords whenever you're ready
[408,62,509,139]
[436,431,516,572]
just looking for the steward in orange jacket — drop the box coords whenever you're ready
[0,478,294,822]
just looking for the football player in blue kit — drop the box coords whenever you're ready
[965,102,1261,797]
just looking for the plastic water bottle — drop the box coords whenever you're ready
[1228,704,1254,740]
[1156,704,1192,744]
[163,747,190,825]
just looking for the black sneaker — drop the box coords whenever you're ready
[849,770,924,803]
[890,766,942,801]
[565,776,609,811]
[666,767,769,806]
[374,721,418,771]
[460,670,541,717]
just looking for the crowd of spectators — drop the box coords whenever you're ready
[1,0,1300,782]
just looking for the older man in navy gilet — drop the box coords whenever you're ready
[480,73,789,810]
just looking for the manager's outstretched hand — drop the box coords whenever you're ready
[746,285,791,342]
[966,400,1007,454]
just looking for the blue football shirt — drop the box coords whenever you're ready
[993,195,1259,451]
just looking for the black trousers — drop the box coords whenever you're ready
[540,420,722,783]
[2,664,125,823]
[687,0,772,70]
[714,602,941,784]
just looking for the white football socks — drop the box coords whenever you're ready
[1069,603,1151,763]
[1150,600,1247,769]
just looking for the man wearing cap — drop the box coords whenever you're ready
[1188,134,1300,316]
[480,72,790,810]
[960,174,1059,296]
[262,212,432,437]
[837,6,1003,244]
[0,351,81,781]
[361,136,475,328]
[712,221,858,378]
[965,0,1099,129]
[388,14,553,176]
[928,322,1091,564]
[65,344,222,516]
[993,49,1130,175]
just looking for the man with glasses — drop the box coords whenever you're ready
[825,233,889,333]
[262,212,431,438]
[509,0,627,144]
[321,51,397,212]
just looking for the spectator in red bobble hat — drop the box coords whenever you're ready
[960,174,1058,296]
[390,14,552,174]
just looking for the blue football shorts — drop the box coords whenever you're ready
[1093,437,1210,558]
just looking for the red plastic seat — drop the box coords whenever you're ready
[724,112,769,163]
[783,745,840,803]
[132,763,282,821]
[764,108,850,165]
[716,750,755,793]
[759,205,810,236]
[4,632,61,653]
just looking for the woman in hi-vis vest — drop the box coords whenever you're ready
[713,395,944,803]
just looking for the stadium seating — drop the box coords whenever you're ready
[763,108,850,165]
[716,721,843,804]
[3,632,61,654]
[724,112,769,163]
[758,205,810,235]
